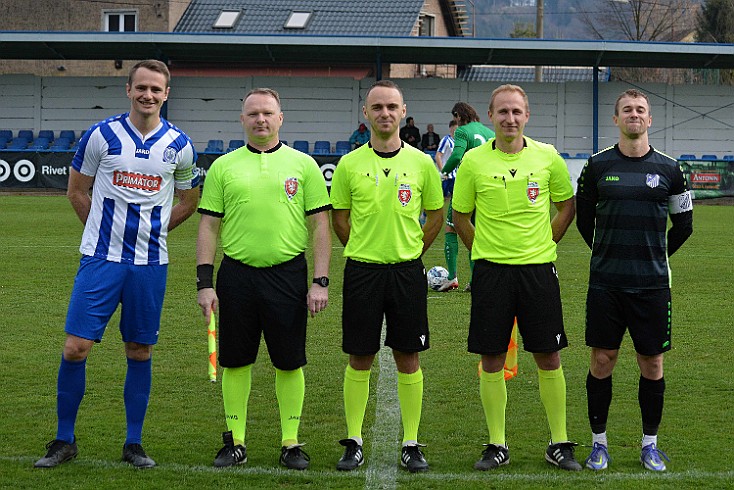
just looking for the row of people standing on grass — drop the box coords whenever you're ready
[36,60,693,476]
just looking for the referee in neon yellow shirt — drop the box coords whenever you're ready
[330,80,444,473]
[452,84,581,472]
[196,88,331,470]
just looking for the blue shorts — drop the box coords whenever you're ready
[65,255,167,344]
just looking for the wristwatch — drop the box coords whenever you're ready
[312,276,329,287]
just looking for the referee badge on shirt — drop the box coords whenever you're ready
[646,173,660,189]
[527,181,540,203]
[284,177,299,200]
[398,183,412,207]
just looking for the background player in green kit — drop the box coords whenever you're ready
[330,80,444,473]
[437,102,494,292]
[196,88,332,470]
[576,89,693,472]
[452,84,581,472]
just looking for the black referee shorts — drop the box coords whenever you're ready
[216,253,308,370]
[342,258,429,355]
[468,260,568,355]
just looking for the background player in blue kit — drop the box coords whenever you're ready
[576,89,693,472]
[34,59,200,469]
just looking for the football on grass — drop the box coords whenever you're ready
[426,266,449,291]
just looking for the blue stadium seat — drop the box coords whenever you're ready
[292,140,309,154]
[335,140,351,155]
[679,154,696,160]
[723,155,734,161]
[312,140,331,154]
[204,139,224,153]
[559,152,570,158]
[226,139,245,152]
[7,138,30,150]
[29,137,51,150]
[575,153,591,159]
[59,130,76,141]
[50,137,72,150]
[701,154,718,160]
[281,140,287,146]
[0,130,13,140]
[38,130,54,140]
[17,130,34,141]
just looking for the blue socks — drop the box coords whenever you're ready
[124,357,152,445]
[56,356,87,443]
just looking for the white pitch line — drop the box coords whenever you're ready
[4,455,732,483]
[365,318,399,490]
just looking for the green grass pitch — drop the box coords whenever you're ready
[0,195,732,489]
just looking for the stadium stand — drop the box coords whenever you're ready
[0,130,14,140]
[17,130,34,141]
[292,140,309,153]
[559,152,570,158]
[204,139,224,153]
[226,139,245,152]
[701,154,718,160]
[38,130,54,140]
[723,155,734,161]
[313,140,331,154]
[29,137,51,150]
[679,154,697,160]
[59,130,76,141]
[50,137,73,150]
[7,138,30,150]
[335,140,351,155]
[575,153,591,159]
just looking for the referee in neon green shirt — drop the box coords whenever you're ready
[330,80,444,473]
[196,88,331,470]
[452,84,581,472]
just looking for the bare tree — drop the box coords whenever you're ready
[577,0,699,41]
[576,0,702,83]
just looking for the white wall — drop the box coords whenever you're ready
[2,74,732,158]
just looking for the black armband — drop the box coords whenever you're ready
[196,264,214,290]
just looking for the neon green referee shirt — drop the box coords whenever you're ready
[199,143,331,267]
[330,144,444,264]
[452,137,574,264]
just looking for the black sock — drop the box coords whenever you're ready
[639,376,665,436]
[587,371,613,434]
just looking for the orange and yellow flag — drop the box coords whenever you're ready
[478,319,519,380]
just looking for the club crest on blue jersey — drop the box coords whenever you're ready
[163,146,178,164]
[284,177,299,200]
[398,183,412,207]
[646,173,660,188]
[527,181,539,203]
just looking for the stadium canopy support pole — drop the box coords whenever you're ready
[593,63,599,154]
[376,48,382,81]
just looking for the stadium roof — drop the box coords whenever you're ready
[1,31,733,69]
[459,66,612,83]
[174,0,425,36]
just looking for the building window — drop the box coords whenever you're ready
[104,11,137,32]
[284,11,312,29]
[419,15,434,37]
[213,10,242,29]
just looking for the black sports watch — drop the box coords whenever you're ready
[312,276,329,287]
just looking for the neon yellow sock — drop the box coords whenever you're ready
[397,369,423,444]
[480,369,507,446]
[343,365,371,440]
[538,366,569,443]
[221,365,252,446]
[275,367,305,447]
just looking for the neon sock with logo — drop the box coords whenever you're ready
[444,232,459,280]
[539,366,569,443]
[124,357,152,445]
[480,368,507,446]
[397,369,423,444]
[56,356,86,444]
[344,365,371,441]
[222,365,252,446]
[276,367,305,446]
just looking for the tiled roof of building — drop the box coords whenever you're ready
[459,65,612,83]
[175,0,425,36]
